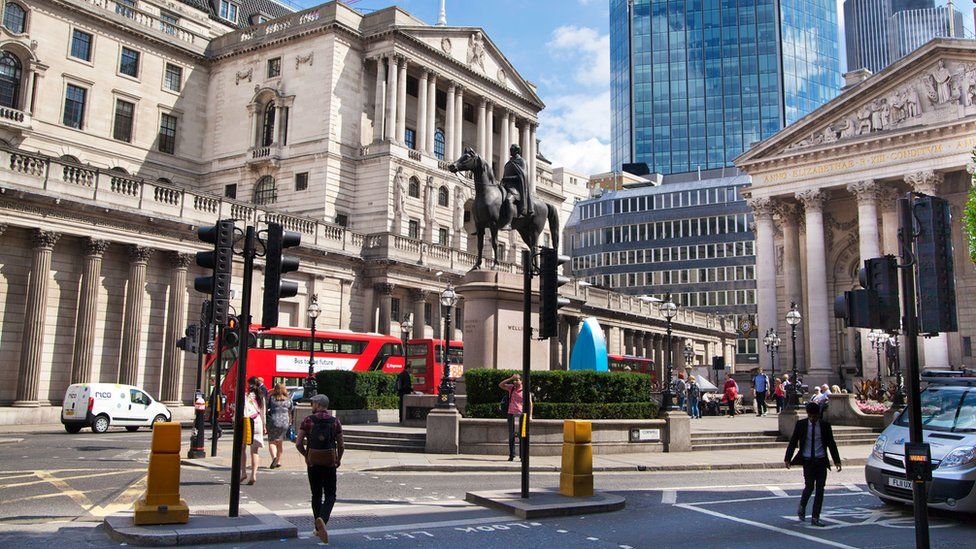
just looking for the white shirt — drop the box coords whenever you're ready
[804,420,826,459]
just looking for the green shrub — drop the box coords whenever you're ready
[464,369,653,406]
[465,401,658,419]
[314,371,398,410]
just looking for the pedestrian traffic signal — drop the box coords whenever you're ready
[223,315,240,349]
[194,220,235,326]
[262,222,301,328]
[539,246,570,339]
[176,324,199,355]
[914,195,957,334]
[834,255,900,331]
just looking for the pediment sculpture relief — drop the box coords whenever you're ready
[467,32,486,72]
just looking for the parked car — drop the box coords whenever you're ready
[865,371,976,511]
[61,383,172,434]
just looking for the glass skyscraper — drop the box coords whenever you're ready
[610,0,843,175]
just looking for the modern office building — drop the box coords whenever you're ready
[610,0,843,175]
[565,168,759,365]
[845,0,968,74]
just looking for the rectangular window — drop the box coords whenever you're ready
[164,63,182,92]
[405,128,416,149]
[295,172,309,191]
[391,298,400,323]
[438,227,448,245]
[408,219,419,239]
[159,11,179,35]
[219,0,239,23]
[113,99,135,142]
[158,113,177,154]
[119,47,140,78]
[267,57,281,78]
[335,213,348,226]
[224,184,237,199]
[70,29,93,61]
[63,84,87,129]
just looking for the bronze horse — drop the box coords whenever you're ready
[449,147,560,271]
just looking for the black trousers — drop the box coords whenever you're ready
[755,391,767,415]
[507,413,521,458]
[727,400,736,416]
[398,394,406,423]
[307,466,337,524]
[799,457,829,519]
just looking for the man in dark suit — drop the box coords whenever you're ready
[784,401,842,526]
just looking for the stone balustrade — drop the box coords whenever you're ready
[86,0,201,45]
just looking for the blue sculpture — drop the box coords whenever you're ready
[568,317,608,372]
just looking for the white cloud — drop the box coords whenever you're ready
[546,25,611,88]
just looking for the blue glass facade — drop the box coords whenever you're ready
[611,0,842,175]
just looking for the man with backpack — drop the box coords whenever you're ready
[296,394,344,544]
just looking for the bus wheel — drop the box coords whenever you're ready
[91,415,110,433]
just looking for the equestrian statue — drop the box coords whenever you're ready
[448,144,560,271]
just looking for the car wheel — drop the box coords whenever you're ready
[151,414,167,428]
[64,424,82,434]
[91,415,110,433]
[125,426,140,432]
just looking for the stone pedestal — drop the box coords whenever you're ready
[425,407,460,454]
[778,408,805,438]
[455,270,551,370]
[661,410,691,452]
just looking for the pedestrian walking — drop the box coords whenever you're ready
[785,402,842,527]
[687,375,702,418]
[241,377,265,485]
[774,378,786,413]
[674,372,687,411]
[722,373,738,417]
[265,383,294,469]
[753,367,770,416]
[256,377,270,409]
[296,394,344,544]
[498,374,529,461]
[394,368,412,424]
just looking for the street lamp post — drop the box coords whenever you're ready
[401,314,413,353]
[659,294,678,411]
[304,295,321,401]
[436,283,458,409]
[763,328,781,382]
[867,329,886,389]
[888,334,905,408]
[785,302,802,409]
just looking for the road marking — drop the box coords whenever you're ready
[661,490,677,504]
[767,486,789,497]
[87,475,147,518]
[843,483,862,493]
[556,530,568,533]
[587,537,600,541]
[329,514,520,536]
[0,470,142,490]
[676,503,859,549]
[275,500,474,516]
[683,491,867,506]
[34,471,94,511]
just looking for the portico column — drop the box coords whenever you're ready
[375,283,395,336]
[410,289,429,339]
[559,317,571,369]
[385,55,399,142]
[795,189,831,379]
[396,57,407,143]
[15,229,60,406]
[373,56,386,143]
[777,202,805,372]
[445,83,456,160]
[486,101,495,171]
[161,252,191,405]
[623,329,633,356]
[119,246,153,386]
[528,123,537,193]
[499,110,510,178]
[848,180,883,381]
[879,187,900,257]
[426,73,437,154]
[476,98,486,157]
[748,197,777,373]
[643,333,653,359]
[510,116,518,153]
[906,170,949,368]
[568,316,580,358]
[70,238,109,385]
[654,335,665,384]
[454,86,464,155]
[416,69,429,151]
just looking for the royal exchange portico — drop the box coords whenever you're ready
[737,39,976,388]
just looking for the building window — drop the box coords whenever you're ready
[408,177,420,198]
[405,128,416,149]
[437,186,449,207]
[158,113,177,154]
[3,2,26,34]
[163,63,182,92]
[218,0,239,23]
[438,227,448,245]
[267,57,281,78]
[391,298,400,323]
[0,52,21,109]
[295,172,308,191]
[62,84,86,129]
[434,128,445,160]
[224,184,237,199]
[261,102,276,146]
[159,10,179,35]
[119,47,140,78]
[253,176,277,205]
[113,99,135,142]
[335,213,348,227]
[70,30,93,62]
[408,219,419,239]
[424,302,432,325]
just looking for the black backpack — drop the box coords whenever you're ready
[308,415,337,451]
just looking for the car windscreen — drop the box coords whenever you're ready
[896,386,976,433]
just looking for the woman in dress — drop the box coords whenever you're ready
[722,372,738,418]
[241,377,265,485]
[265,382,294,469]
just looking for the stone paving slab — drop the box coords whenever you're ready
[466,489,626,519]
[103,503,296,547]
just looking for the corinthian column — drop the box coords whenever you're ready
[417,69,429,151]
[385,54,399,142]
[375,283,395,336]
[777,202,805,371]
[373,56,386,143]
[396,56,408,143]
[847,180,882,260]
[426,73,438,154]
[795,189,831,380]
[70,238,110,385]
[15,230,60,406]
[748,197,777,373]
[410,288,429,339]
[486,101,495,170]
[476,98,486,158]
[445,82,456,160]
[162,252,191,404]
[500,110,510,178]
[905,170,942,196]
[119,246,153,386]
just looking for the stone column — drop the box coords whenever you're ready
[633,331,644,358]
[395,56,407,143]
[15,230,60,406]
[528,123,537,193]
[568,316,579,360]
[338,279,352,330]
[654,335,665,384]
[375,283,395,336]
[795,189,831,379]
[848,180,883,380]
[559,317,571,369]
[486,101,495,171]
[510,116,518,153]
[476,98,486,158]
[454,85,464,155]
[623,329,633,356]
[70,238,109,385]
[445,82,456,160]
[906,170,949,368]
[426,73,438,154]
[161,252,191,405]
[777,202,805,372]
[385,55,399,142]
[499,110,510,179]
[748,197,777,373]
[119,246,153,386]
[416,69,429,152]
[373,56,386,143]
[410,289,429,339]
[643,333,653,359]
[879,187,900,257]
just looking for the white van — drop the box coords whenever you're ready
[61,383,172,433]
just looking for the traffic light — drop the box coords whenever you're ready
[176,324,199,354]
[914,195,957,334]
[834,255,899,330]
[262,222,301,328]
[538,246,570,339]
[194,220,235,326]
[223,315,240,349]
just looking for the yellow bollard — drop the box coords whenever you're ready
[559,419,594,497]
[133,422,189,525]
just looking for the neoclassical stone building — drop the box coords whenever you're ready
[736,39,976,387]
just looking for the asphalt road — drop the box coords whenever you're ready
[1,427,974,548]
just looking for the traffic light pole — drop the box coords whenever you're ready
[187,319,207,459]
[521,250,532,499]
[897,194,930,548]
[210,322,224,457]
[229,225,256,518]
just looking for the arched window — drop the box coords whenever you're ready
[434,128,445,160]
[408,176,420,198]
[0,51,21,109]
[261,102,276,147]
[437,186,449,207]
[3,3,26,34]
[253,176,277,205]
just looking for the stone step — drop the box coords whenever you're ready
[691,436,782,445]
[344,441,427,453]
[343,434,426,447]
[691,430,781,439]
[342,429,426,441]
[692,436,878,452]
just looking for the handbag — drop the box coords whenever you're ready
[287,425,297,442]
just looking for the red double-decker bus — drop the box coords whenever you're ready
[207,325,404,422]
[608,354,658,389]
[405,338,463,394]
